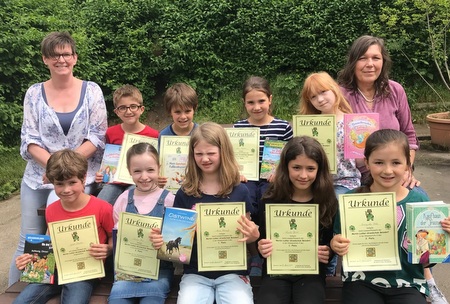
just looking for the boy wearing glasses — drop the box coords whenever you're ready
[96,84,159,205]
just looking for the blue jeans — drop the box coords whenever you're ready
[177,273,253,304]
[12,280,97,304]
[108,268,172,303]
[97,183,134,205]
[244,180,269,223]
[9,181,96,286]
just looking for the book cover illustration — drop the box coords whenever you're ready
[99,144,121,183]
[115,134,158,184]
[157,207,197,264]
[406,201,450,264]
[260,140,287,179]
[344,113,379,159]
[20,234,55,284]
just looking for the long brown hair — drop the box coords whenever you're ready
[182,122,240,198]
[263,136,337,228]
[338,35,392,97]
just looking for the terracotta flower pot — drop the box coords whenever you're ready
[426,112,450,148]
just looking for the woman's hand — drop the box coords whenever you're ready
[16,254,33,270]
[318,245,331,264]
[330,234,350,256]
[402,170,421,189]
[149,228,164,250]
[237,215,259,243]
[257,239,273,258]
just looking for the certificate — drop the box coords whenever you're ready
[225,128,260,181]
[292,115,336,174]
[339,192,401,272]
[115,212,161,279]
[159,136,190,194]
[196,202,247,272]
[48,215,105,284]
[115,133,158,184]
[265,204,319,275]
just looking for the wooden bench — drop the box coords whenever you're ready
[0,270,343,303]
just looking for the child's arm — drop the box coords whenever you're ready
[240,175,248,183]
[257,239,273,258]
[15,254,33,270]
[88,233,113,260]
[149,227,164,250]
[237,214,260,243]
[95,171,103,183]
[330,234,351,256]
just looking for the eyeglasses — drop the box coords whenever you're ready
[50,53,74,61]
[115,104,142,113]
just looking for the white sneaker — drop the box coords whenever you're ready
[428,283,449,304]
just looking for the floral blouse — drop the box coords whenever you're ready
[20,81,107,189]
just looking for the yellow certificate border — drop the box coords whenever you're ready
[159,135,190,194]
[196,202,247,272]
[225,128,260,181]
[292,115,337,174]
[48,215,105,285]
[115,212,161,280]
[265,203,319,275]
[339,192,401,272]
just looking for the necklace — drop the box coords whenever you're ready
[357,88,375,103]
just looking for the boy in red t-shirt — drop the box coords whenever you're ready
[97,85,159,204]
[13,149,114,303]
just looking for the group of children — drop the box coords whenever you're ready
[12,74,450,304]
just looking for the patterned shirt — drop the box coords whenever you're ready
[21,81,107,189]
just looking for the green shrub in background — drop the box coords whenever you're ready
[0,147,25,200]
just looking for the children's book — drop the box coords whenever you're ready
[20,234,55,284]
[344,113,379,159]
[406,201,450,264]
[99,144,121,183]
[115,134,158,184]
[157,207,197,264]
[260,139,287,179]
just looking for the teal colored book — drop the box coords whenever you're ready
[260,140,287,179]
[20,234,55,284]
[157,207,197,264]
[406,201,450,264]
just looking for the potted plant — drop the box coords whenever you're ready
[377,0,450,148]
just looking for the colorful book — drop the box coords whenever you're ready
[20,234,55,284]
[99,144,121,183]
[157,207,197,264]
[260,139,287,179]
[115,134,158,184]
[406,201,450,264]
[344,113,379,159]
